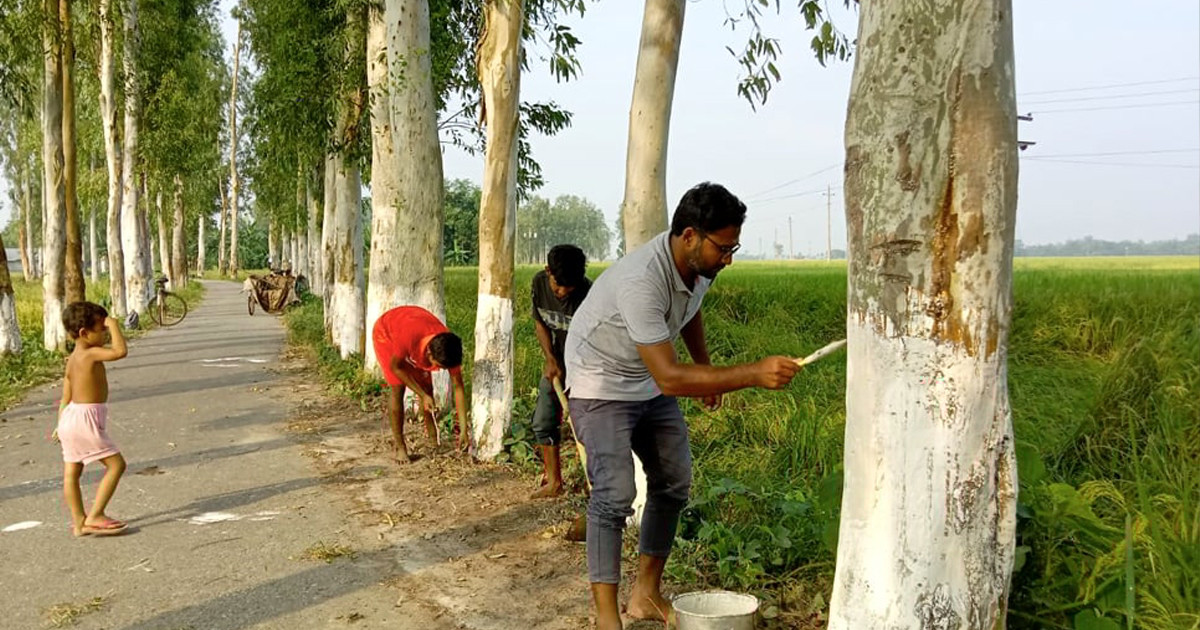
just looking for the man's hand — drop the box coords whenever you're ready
[104,316,119,329]
[700,394,722,411]
[543,358,563,383]
[419,392,437,417]
[755,356,801,390]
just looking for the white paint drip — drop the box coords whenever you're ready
[2,520,42,532]
[187,512,242,525]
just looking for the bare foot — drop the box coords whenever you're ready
[394,449,416,465]
[626,590,673,625]
[564,514,587,542]
[529,483,564,499]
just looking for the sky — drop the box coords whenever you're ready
[5,1,1197,259]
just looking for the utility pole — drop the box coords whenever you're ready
[788,216,794,260]
[823,185,835,261]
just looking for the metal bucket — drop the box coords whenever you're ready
[673,590,758,630]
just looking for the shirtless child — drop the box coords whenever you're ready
[55,302,129,537]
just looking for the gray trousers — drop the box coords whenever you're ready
[567,395,692,584]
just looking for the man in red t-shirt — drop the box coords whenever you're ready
[372,306,469,463]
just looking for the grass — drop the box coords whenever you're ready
[281,257,1197,628]
[0,276,206,412]
[42,595,108,628]
[298,541,357,563]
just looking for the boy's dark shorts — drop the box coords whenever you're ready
[531,376,563,446]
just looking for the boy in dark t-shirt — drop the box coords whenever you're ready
[529,244,591,498]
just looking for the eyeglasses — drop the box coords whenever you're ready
[701,233,741,257]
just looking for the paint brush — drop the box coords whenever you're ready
[794,339,847,367]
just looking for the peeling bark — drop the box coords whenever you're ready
[620,0,685,252]
[829,1,1019,628]
[120,0,150,314]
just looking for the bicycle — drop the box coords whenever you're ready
[148,276,188,327]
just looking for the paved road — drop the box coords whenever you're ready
[0,281,415,630]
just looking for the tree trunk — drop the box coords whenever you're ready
[171,175,186,289]
[305,166,320,289]
[99,0,125,317]
[42,0,68,351]
[828,2,1019,628]
[267,218,278,269]
[368,1,445,375]
[469,0,523,460]
[61,0,85,304]
[620,0,685,252]
[228,20,242,276]
[329,8,366,359]
[120,0,149,314]
[0,235,22,355]
[321,153,336,334]
[88,206,98,283]
[156,188,171,283]
[18,168,33,281]
[217,175,228,275]
[197,206,206,274]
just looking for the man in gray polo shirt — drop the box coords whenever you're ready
[565,182,800,628]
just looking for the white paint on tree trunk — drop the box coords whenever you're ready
[304,170,319,285]
[0,273,21,355]
[320,154,337,332]
[471,293,514,460]
[120,0,149,314]
[217,177,228,275]
[621,0,685,252]
[171,175,186,289]
[829,2,1018,628]
[330,159,364,359]
[156,189,171,285]
[88,210,98,283]
[99,0,126,317]
[227,20,242,276]
[197,210,205,274]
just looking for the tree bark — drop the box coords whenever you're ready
[18,167,33,281]
[828,2,1019,628]
[329,8,366,359]
[368,1,444,374]
[42,0,68,351]
[0,235,22,355]
[470,0,524,460]
[228,20,242,276]
[120,0,150,314]
[321,154,336,334]
[156,188,171,284]
[88,206,98,283]
[171,174,186,289]
[267,218,278,269]
[217,175,228,275]
[61,0,85,304]
[99,0,125,316]
[620,0,685,253]
[306,165,320,290]
[197,205,206,274]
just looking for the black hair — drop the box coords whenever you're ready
[62,301,108,339]
[547,244,587,288]
[669,182,747,237]
[428,332,463,369]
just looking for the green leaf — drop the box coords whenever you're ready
[1074,609,1121,630]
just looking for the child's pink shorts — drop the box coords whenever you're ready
[58,403,120,465]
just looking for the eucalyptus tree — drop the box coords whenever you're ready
[42,0,69,350]
[120,0,152,314]
[828,2,1019,627]
[0,235,19,354]
[98,0,125,315]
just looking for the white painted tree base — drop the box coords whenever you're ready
[330,282,363,359]
[0,293,22,354]
[471,293,513,460]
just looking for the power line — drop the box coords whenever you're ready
[1031,100,1199,114]
[753,185,841,205]
[1024,148,1199,158]
[1023,157,1199,169]
[1017,76,1199,97]
[1020,87,1199,105]
[746,163,841,200]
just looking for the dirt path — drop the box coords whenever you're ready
[0,280,632,629]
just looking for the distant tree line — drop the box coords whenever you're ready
[1015,234,1199,257]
